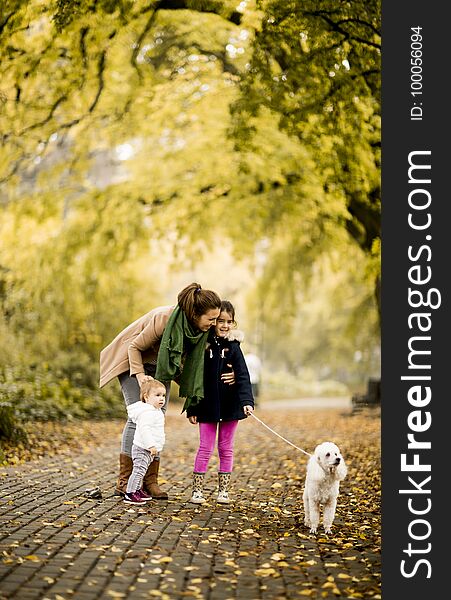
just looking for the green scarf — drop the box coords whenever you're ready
[155,305,208,412]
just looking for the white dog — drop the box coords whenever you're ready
[303,442,347,534]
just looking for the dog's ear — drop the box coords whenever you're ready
[337,460,347,480]
[314,444,322,461]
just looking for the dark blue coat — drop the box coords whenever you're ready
[187,332,254,422]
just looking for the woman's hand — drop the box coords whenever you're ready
[221,366,235,385]
[136,373,154,387]
[243,405,254,416]
[188,415,198,424]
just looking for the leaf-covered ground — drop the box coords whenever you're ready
[0,420,128,467]
[0,403,380,599]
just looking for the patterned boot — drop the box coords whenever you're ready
[190,472,206,504]
[217,472,232,504]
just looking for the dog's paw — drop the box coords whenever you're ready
[324,527,332,534]
[309,526,317,534]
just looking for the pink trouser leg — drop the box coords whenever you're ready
[218,420,239,472]
[193,421,239,473]
[194,422,217,473]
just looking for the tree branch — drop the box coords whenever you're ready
[0,11,15,36]
[333,17,380,38]
[155,0,242,25]
[130,9,159,83]
[88,50,106,113]
[14,95,68,138]
[304,11,381,50]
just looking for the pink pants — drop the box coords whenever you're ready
[194,421,239,473]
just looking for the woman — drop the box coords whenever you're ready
[99,282,221,499]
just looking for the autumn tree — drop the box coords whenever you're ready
[232,0,381,317]
[0,0,250,361]
[0,0,380,394]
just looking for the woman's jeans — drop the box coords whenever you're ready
[118,364,170,456]
[193,421,239,473]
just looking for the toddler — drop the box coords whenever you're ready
[124,379,166,505]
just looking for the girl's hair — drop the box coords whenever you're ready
[178,282,221,324]
[220,300,237,326]
[140,379,166,402]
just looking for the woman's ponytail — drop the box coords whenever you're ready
[178,283,221,325]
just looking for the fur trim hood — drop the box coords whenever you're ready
[225,329,245,343]
[205,328,245,353]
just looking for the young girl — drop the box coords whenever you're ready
[124,379,166,505]
[186,300,254,504]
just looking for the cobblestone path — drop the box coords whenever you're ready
[0,404,381,600]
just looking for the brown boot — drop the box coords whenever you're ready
[143,458,168,500]
[114,453,133,497]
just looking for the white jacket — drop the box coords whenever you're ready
[127,402,165,452]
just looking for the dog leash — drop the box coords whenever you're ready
[248,412,312,457]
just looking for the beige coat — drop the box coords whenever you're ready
[99,305,175,388]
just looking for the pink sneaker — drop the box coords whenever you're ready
[136,489,153,502]
[123,491,146,505]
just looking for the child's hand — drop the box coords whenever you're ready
[243,405,254,416]
[149,446,158,456]
[188,416,197,424]
[221,366,235,385]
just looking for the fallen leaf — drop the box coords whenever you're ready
[270,553,286,561]
[254,567,278,577]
